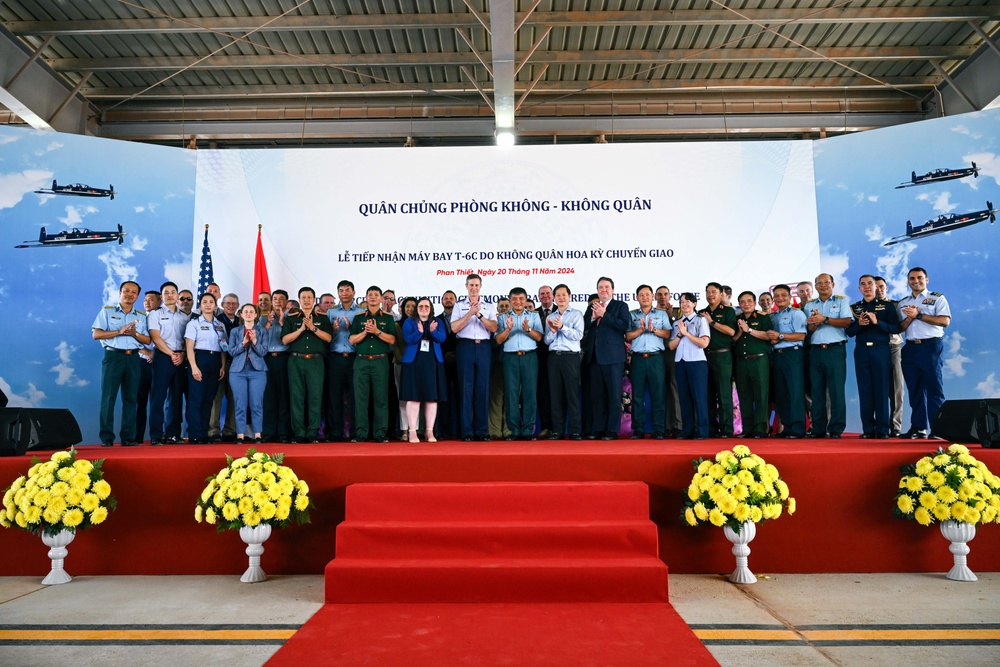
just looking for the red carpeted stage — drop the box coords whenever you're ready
[1,438,998,577]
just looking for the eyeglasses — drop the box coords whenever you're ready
[178,297,193,302]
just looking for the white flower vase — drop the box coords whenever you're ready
[723,520,758,584]
[239,523,272,583]
[940,520,977,582]
[40,528,76,585]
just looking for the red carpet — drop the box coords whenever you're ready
[326,482,668,603]
[265,602,717,666]
[268,481,715,666]
[1,438,998,576]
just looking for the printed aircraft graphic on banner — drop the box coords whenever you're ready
[34,180,116,200]
[15,224,126,248]
[883,201,996,247]
[894,162,979,189]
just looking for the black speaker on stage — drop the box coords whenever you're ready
[932,399,1000,449]
[0,408,83,456]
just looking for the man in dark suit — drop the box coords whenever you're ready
[583,277,631,440]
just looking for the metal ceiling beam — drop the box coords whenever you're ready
[81,76,940,99]
[490,0,515,131]
[0,24,89,133]
[93,112,924,142]
[9,7,1000,36]
[49,46,975,72]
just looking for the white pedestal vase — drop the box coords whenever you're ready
[723,521,757,584]
[40,528,76,585]
[239,523,272,583]
[940,520,977,582]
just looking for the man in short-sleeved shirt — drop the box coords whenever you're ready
[897,267,951,438]
[802,273,853,438]
[92,280,151,447]
[451,274,498,440]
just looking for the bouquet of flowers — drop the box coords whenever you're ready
[1,448,115,536]
[195,448,312,532]
[895,444,1000,526]
[682,445,795,533]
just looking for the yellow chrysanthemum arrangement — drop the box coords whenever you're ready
[195,448,312,532]
[1,448,116,536]
[682,444,795,533]
[894,444,1000,527]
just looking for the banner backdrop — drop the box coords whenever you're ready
[196,141,819,305]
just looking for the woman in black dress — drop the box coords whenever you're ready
[400,297,448,442]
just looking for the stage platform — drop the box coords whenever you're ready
[2,438,998,578]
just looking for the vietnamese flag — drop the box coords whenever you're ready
[253,224,271,298]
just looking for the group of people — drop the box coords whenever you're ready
[92,266,950,445]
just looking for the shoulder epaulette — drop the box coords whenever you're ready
[103,305,115,309]
[834,294,847,300]
[931,292,943,297]
[136,309,147,316]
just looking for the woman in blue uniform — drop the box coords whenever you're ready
[185,293,228,443]
[228,303,268,444]
[400,297,448,442]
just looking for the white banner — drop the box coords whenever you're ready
[196,141,819,305]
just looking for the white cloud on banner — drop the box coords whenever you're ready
[0,169,53,210]
[164,252,193,290]
[98,245,140,305]
[864,225,883,242]
[943,331,970,378]
[952,125,983,140]
[977,372,1000,398]
[875,242,917,300]
[915,191,957,214]
[51,341,89,387]
[58,203,99,226]
[819,245,849,293]
[0,376,45,408]
[131,234,148,252]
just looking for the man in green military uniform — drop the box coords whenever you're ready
[698,282,737,437]
[282,286,333,442]
[92,280,151,447]
[732,291,772,438]
[349,286,396,442]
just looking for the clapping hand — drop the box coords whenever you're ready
[429,319,438,332]
[521,317,532,332]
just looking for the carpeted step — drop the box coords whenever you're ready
[324,556,669,603]
[335,520,660,559]
[343,481,651,522]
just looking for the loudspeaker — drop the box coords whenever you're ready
[0,408,83,456]
[932,399,1000,449]
[0,386,8,408]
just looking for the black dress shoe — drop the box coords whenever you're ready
[477,435,492,442]
[209,436,222,444]
[548,433,562,440]
[376,438,388,443]
[860,434,874,439]
[253,437,263,444]
[585,434,598,440]
[900,430,927,439]
[569,434,582,440]
[236,437,245,445]
[890,430,901,438]
[525,435,538,441]
[122,440,137,447]
[630,432,645,440]
[101,441,114,447]
[600,435,616,441]
[784,434,802,440]
[350,438,360,443]
[652,432,665,440]
[829,434,841,439]
[150,439,163,446]
[504,435,516,441]
[717,434,730,439]
[693,435,707,440]
[751,433,764,439]
[806,432,826,439]
[461,436,473,442]
[279,436,291,444]
[875,433,890,439]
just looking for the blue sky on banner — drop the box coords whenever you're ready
[813,106,1000,428]
[0,125,196,440]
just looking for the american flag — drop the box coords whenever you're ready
[197,224,214,297]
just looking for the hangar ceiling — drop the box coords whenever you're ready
[1,1,999,148]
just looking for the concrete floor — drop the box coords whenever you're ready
[1,572,998,666]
